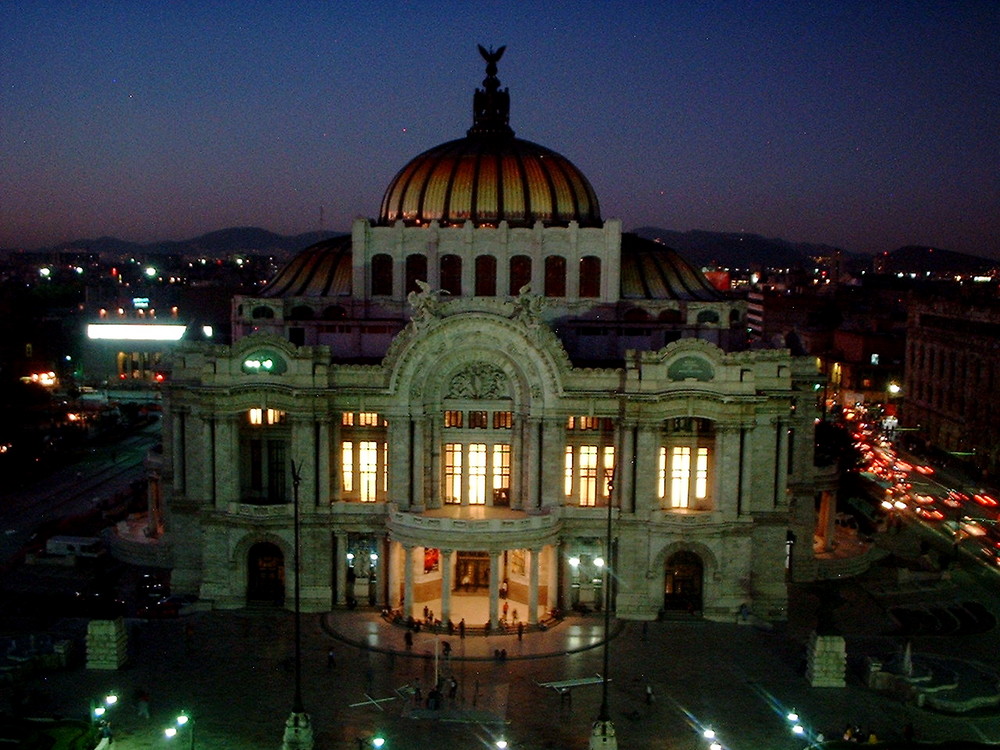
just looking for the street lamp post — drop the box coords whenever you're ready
[281,460,314,749]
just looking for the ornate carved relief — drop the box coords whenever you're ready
[447,362,511,399]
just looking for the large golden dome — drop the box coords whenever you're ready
[378,46,601,229]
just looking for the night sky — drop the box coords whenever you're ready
[2,1,998,258]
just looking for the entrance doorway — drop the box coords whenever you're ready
[455,551,491,592]
[663,550,702,612]
[247,542,285,605]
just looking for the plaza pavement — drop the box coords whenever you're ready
[12,524,1000,749]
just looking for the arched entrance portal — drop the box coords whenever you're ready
[247,542,285,605]
[663,550,703,613]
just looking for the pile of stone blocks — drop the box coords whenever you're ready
[806,631,846,687]
[86,618,127,670]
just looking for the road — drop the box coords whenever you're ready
[0,422,159,567]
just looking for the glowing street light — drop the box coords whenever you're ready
[164,712,194,749]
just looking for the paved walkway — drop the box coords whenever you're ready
[7,525,1000,749]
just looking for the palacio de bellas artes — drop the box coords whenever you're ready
[139,46,832,632]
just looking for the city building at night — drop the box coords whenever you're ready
[155,50,826,625]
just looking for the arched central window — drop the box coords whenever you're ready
[475,256,497,296]
[441,409,513,506]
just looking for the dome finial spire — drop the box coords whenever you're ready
[469,45,513,137]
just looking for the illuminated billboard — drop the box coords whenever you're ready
[87,324,186,341]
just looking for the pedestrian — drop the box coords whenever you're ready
[502,601,509,620]
[136,689,150,719]
[423,605,429,620]
[442,641,451,659]
[100,720,113,743]
[512,608,518,622]
[459,618,465,639]
[517,621,523,640]
[327,647,336,669]
[448,676,458,700]
[404,630,413,650]
[645,683,654,704]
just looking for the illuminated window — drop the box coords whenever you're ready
[443,441,511,506]
[444,443,463,503]
[468,444,487,504]
[445,410,463,428]
[493,444,510,502]
[469,411,488,429]
[340,413,388,502]
[493,411,513,429]
[248,408,286,426]
[359,441,379,502]
[564,446,574,496]
[671,447,691,508]
[342,443,353,492]
[579,446,598,506]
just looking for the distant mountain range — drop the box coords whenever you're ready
[632,226,849,269]
[632,227,998,274]
[7,226,996,275]
[5,227,345,261]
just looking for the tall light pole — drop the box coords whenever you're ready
[282,460,313,749]
[589,373,624,749]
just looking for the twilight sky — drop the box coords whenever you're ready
[2,1,998,257]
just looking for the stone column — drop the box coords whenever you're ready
[172,409,186,496]
[774,418,789,508]
[316,417,330,506]
[440,549,453,625]
[215,415,239,507]
[714,423,741,517]
[291,416,316,506]
[489,550,501,630]
[632,424,659,514]
[410,417,424,510]
[539,418,564,510]
[528,547,540,625]
[525,417,541,510]
[387,416,410,508]
[739,425,755,513]
[403,545,414,620]
[329,416,342,502]
[616,424,635,514]
[334,532,348,606]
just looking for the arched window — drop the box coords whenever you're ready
[579,256,601,297]
[623,308,650,321]
[440,254,462,296]
[371,254,393,296]
[475,256,497,296]
[405,254,427,295]
[544,256,566,297]
[509,255,532,295]
[251,306,275,319]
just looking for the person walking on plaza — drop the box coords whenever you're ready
[448,676,458,700]
[327,647,336,670]
[136,689,150,719]
[459,618,465,639]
